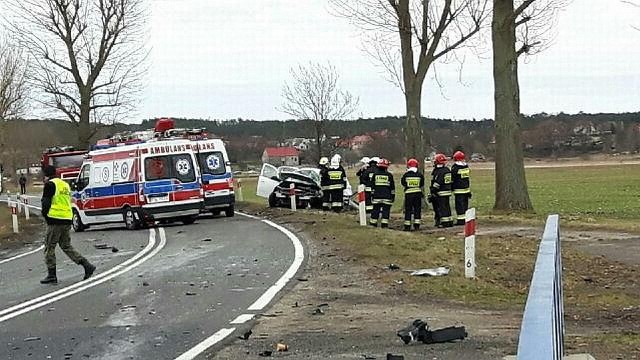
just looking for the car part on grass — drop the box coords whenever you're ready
[397,319,467,345]
[407,267,450,276]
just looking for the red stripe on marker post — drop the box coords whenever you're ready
[464,218,476,237]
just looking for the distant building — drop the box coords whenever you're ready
[262,147,300,166]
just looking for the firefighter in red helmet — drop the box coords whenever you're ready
[370,158,394,228]
[428,153,453,227]
[451,151,471,225]
[401,158,424,231]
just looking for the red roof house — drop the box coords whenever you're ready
[262,147,300,166]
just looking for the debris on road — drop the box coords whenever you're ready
[202,238,212,242]
[258,350,272,357]
[408,267,449,277]
[296,277,309,282]
[94,243,109,249]
[397,319,468,345]
[185,291,197,296]
[111,247,119,253]
[388,263,400,271]
[276,343,288,352]
[387,354,404,360]
[312,308,324,315]
[239,330,252,340]
[23,337,41,342]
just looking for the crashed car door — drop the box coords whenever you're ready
[256,163,280,198]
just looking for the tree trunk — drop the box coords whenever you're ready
[78,95,91,149]
[314,120,324,163]
[492,0,533,211]
[404,88,424,165]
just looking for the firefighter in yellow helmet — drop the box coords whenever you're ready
[39,165,95,284]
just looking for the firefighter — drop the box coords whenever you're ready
[429,153,453,228]
[451,151,471,225]
[401,158,424,231]
[319,157,331,210]
[323,155,347,212]
[356,157,373,213]
[39,165,95,284]
[370,158,395,228]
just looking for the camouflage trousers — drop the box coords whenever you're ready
[44,224,85,270]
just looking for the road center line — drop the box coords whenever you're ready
[0,228,163,322]
[0,245,45,265]
[174,213,305,360]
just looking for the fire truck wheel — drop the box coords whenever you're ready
[181,216,197,225]
[225,205,235,217]
[72,210,86,232]
[123,208,140,230]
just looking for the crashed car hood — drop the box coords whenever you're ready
[278,172,321,190]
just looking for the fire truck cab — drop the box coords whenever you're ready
[41,146,87,183]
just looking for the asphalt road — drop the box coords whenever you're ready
[0,195,303,360]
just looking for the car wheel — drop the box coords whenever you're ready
[72,210,86,232]
[211,210,221,216]
[123,208,140,230]
[225,204,235,217]
[268,193,277,208]
[181,216,197,225]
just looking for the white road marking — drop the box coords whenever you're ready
[0,245,45,265]
[248,219,304,311]
[173,328,236,360]
[235,211,259,220]
[174,213,305,360]
[0,228,166,323]
[230,314,254,325]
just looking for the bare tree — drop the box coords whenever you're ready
[330,0,490,164]
[0,38,29,120]
[279,62,359,162]
[622,0,640,30]
[2,0,148,149]
[492,0,568,211]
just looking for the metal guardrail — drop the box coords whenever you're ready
[517,214,564,360]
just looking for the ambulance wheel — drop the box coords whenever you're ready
[72,210,86,232]
[225,205,235,217]
[181,216,197,225]
[123,208,140,230]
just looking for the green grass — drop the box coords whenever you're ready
[0,208,12,237]
[237,164,640,227]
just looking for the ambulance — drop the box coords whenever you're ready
[71,139,204,231]
[193,138,235,217]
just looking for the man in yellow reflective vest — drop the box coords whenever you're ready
[40,165,95,284]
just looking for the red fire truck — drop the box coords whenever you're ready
[41,146,88,182]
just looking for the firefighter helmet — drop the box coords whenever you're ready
[360,157,371,164]
[377,158,390,169]
[319,157,329,166]
[406,158,419,168]
[433,153,447,165]
[453,151,465,161]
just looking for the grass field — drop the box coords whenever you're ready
[0,208,13,237]
[237,164,640,227]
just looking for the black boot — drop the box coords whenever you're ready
[40,267,57,284]
[80,259,96,280]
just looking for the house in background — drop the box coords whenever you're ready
[262,147,300,166]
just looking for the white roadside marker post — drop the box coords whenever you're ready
[10,201,19,233]
[464,207,476,279]
[22,196,30,220]
[358,184,367,226]
[236,178,244,202]
[289,183,296,211]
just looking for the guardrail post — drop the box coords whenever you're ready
[464,207,476,278]
[9,201,19,233]
[289,183,296,211]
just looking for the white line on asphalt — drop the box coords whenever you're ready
[248,219,304,311]
[173,328,236,360]
[0,228,166,323]
[0,245,45,265]
[230,314,254,325]
[173,213,305,360]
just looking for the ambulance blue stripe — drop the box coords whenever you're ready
[202,173,232,181]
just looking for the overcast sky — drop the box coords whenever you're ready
[143,0,640,121]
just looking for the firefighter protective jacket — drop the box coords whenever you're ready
[322,166,347,191]
[356,166,372,191]
[401,170,424,195]
[451,162,471,194]
[372,168,395,202]
[430,165,452,197]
